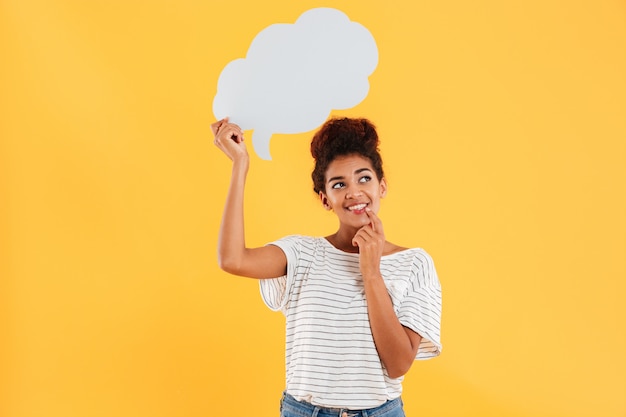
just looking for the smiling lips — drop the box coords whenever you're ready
[347,203,368,214]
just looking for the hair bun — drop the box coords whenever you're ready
[310,117,384,194]
[310,118,379,160]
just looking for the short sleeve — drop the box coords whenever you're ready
[259,235,302,312]
[397,250,442,360]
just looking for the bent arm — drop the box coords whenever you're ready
[363,274,422,378]
[213,119,287,279]
[354,210,421,378]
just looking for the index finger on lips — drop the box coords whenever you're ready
[365,208,381,230]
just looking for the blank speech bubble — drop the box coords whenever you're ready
[212,7,378,160]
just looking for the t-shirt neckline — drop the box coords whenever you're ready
[319,236,414,258]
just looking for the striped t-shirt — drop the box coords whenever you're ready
[260,235,442,409]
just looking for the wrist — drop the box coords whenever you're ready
[232,157,249,174]
[361,270,383,282]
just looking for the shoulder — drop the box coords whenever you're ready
[383,241,407,256]
[269,234,319,248]
[405,248,439,287]
[383,241,433,261]
[384,246,438,277]
[395,247,436,268]
[267,235,321,259]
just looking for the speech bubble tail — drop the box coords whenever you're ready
[251,131,273,160]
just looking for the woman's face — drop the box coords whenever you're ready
[319,154,387,230]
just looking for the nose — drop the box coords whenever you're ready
[345,184,363,199]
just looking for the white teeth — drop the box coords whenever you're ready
[348,203,367,211]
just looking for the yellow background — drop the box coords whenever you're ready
[2,1,625,416]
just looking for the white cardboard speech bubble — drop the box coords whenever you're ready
[213,7,378,160]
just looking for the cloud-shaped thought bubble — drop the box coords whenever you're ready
[213,7,378,160]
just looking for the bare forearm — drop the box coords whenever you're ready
[364,274,420,378]
[217,159,249,272]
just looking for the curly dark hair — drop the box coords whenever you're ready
[310,117,384,194]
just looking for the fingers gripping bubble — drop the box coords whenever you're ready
[212,8,378,160]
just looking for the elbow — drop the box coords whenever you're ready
[217,253,241,275]
[385,354,416,379]
[386,364,411,379]
[385,329,422,378]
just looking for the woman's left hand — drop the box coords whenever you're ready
[352,208,386,278]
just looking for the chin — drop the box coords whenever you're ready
[351,217,371,229]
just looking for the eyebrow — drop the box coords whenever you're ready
[327,167,373,184]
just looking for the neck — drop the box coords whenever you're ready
[327,228,360,253]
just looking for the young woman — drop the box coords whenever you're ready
[212,117,442,417]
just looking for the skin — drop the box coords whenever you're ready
[212,118,422,378]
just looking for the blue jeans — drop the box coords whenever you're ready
[279,392,406,417]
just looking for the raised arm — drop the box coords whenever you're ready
[212,118,287,279]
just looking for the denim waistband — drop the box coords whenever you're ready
[280,391,403,417]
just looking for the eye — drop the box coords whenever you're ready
[359,175,372,183]
[331,182,345,189]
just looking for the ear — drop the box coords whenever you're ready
[380,178,388,198]
[319,191,332,210]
